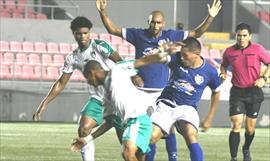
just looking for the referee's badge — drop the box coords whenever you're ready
[195,74,204,85]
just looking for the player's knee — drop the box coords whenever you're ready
[122,149,136,161]
[150,133,160,144]
[245,126,255,135]
[231,121,242,131]
[78,124,92,137]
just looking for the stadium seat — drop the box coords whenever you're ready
[11,65,23,80]
[111,35,123,46]
[12,12,24,19]
[59,43,71,54]
[22,41,34,53]
[22,65,36,80]
[99,33,111,43]
[36,13,47,19]
[53,54,64,66]
[117,45,129,56]
[33,66,42,80]
[0,9,11,18]
[16,53,28,65]
[34,42,47,53]
[129,45,135,55]
[41,54,53,66]
[70,70,85,81]
[2,52,15,65]
[0,64,12,79]
[47,42,59,54]
[5,0,16,12]
[10,41,23,52]
[90,33,99,39]
[43,66,59,80]
[0,41,10,52]
[71,43,78,51]
[28,53,40,65]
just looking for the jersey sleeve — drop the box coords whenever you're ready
[115,60,138,77]
[258,44,270,65]
[208,67,222,92]
[95,40,117,58]
[168,29,189,41]
[62,55,74,74]
[122,28,139,45]
[221,48,230,67]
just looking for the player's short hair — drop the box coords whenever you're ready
[182,37,201,53]
[235,22,252,34]
[148,10,165,24]
[83,60,102,78]
[70,16,93,32]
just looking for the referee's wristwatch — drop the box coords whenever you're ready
[260,76,268,82]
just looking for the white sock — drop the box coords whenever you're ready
[81,140,95,161]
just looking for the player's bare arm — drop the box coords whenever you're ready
[33,73,71,121]
[108,51,123,62]
[96,0,122,37]
[188,0,222,38]
[255,64,270,88]
[201,91,220,132]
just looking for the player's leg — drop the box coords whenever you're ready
[165,127,178,161]
[242,89,263,161]
[228,87,246,161]
[176,120,203,161]
[122,114,152,161]
[73,97,104,161]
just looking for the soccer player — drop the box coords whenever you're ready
[220,23,270,161]
[149,37,221,161]
[81,42,180,161]
[32,16,123,161]
[96,0,222,160]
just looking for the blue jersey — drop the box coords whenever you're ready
[158,55,222,109]
[122,28,188,89]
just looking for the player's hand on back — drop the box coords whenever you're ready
[96,0,107,12]
[131,75,144,87]
[207,0,222,18]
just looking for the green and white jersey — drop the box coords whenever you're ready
[63,39,116,101]
[103,60,153,123]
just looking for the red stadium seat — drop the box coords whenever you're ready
[111,35,123,46]
[2,52,15,65]
[53,54,64,66]
[59,43,71,54]
[36,13,47,19]
[34,42,47,53]
[28,53,40,65]
[16,53,28,65]
[70,70,85,81]
[99,33,111,43]
[0,41,10,52]
[47,42,59,54]
[22,41,34,53]
[71,43,78,51]
[129,45,135,55]
[22,65,38,80]
[41,54,53,66]
[0,64,12,79]
[43,66,59,80]
[11,65,23,80]
[10,41,22,52]
[5,0,16,12]
[12,12,24,19]
[117,45,129,56]
[90,33,99,39]
[0,10,11,18]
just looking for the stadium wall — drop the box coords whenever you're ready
[0,89,269,127]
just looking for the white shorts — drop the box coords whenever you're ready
[151,101,199,135]
[140,90,161,115]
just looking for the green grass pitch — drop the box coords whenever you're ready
[0,122,269,161]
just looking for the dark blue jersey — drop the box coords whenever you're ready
[123,28,188,89]
[158,55,222,109]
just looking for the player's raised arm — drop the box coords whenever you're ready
[33,74,71,121]
[188,0,222,38]
[96,0,122,37]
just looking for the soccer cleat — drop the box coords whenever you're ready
[230,157,237,161]
[242,147,252,161]
[70,137,87,152]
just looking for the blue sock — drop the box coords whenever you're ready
[165,133,178,161]
[188,143,203,161]
[146,144,156,161]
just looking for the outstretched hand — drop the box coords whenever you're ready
[96,0,107,12]
[159,41,184,55]
[207,0,222,18]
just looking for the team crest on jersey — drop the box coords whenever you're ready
[194,74,204,85]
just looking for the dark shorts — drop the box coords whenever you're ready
[229,86,264,118]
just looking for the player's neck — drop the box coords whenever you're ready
[191,57,203,69]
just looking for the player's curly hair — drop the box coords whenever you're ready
[70,16,93,32]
